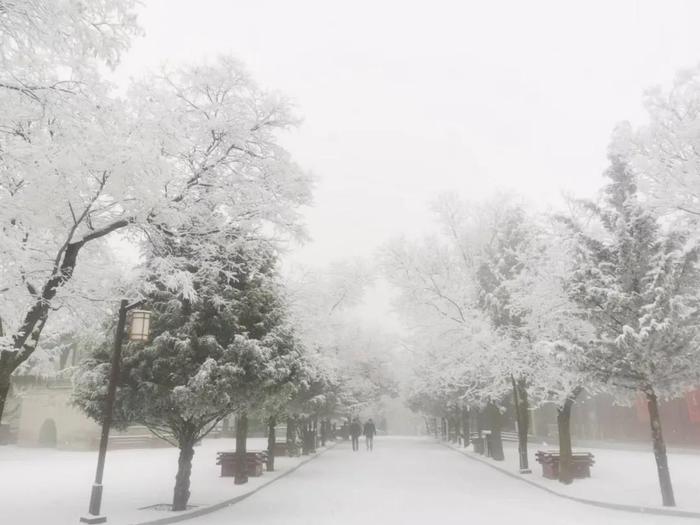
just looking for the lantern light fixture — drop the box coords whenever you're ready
[127,309,151,342]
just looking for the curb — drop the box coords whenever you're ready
[131,444,336,525]
[443,442,700,520]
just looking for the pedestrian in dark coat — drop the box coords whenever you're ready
[350,417,362,451]
[363,418,377,451]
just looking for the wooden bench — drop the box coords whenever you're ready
[216,451,269,477]
[534,450,595,479]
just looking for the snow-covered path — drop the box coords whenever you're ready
[188,437,687,525]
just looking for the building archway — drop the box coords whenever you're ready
[38,419,57,447]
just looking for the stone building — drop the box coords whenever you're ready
[2,338,168,450]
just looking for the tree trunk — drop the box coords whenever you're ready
[311,415,318,452]
[0,240,85,424]
[476,407,483,437]
[0,318,6,424]
[234,413,248,485]
[0,219,131,424]
[266,416,276,472]
[646,387,675,507]
[512,377,530,473]
[300,417,309,455]
[320,418,328,447]
[286,415,298,456]
[487,401,504,461]
[462,406,471,448]
[0,315,48,424]
[297,417,306,453]
[172,436,196,511]
[557,386,582,484]
[0,365,11,425]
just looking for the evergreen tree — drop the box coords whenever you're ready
[563,155,700,506]
[73,241,304,510]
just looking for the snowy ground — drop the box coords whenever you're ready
[451,440,700,513]
[184,437,691,525]
[0,437,312,525]
[3,436,698,524]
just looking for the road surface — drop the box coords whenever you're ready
[189,437,686,525]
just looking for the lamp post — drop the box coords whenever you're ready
[80,300,150,524]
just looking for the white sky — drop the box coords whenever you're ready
[116,0,700,311]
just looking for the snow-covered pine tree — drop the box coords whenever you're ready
[287,357,338,455]
[562,154,700,506]
[73,240,305,510]
[253,359,308,470]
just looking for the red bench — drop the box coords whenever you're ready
[216,451,269,477]
[534,450,595,479]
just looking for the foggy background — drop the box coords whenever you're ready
[110,0,700,325]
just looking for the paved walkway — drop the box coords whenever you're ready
[187,437,687,525]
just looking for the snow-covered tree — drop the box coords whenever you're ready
[0,0,141,422]
[0,44,311,423]
[73,242,305,510]
[615,66,700,221]
[381,208,509,452]
[404,321,503,443]
[507,225,596,483]
[471,198,541,471]
[252,345,320,462]
[561,155,700,506]
[284,260,396,421]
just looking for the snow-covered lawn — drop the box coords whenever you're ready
[0,437,319,525]
[4,436,698,525]
[451,440,700,514]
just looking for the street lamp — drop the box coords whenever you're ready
[80,300,150,524]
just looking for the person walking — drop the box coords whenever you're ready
[363,418,377,451]
[350,417,362,451]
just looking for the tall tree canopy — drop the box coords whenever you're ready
[0,0,311,424]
